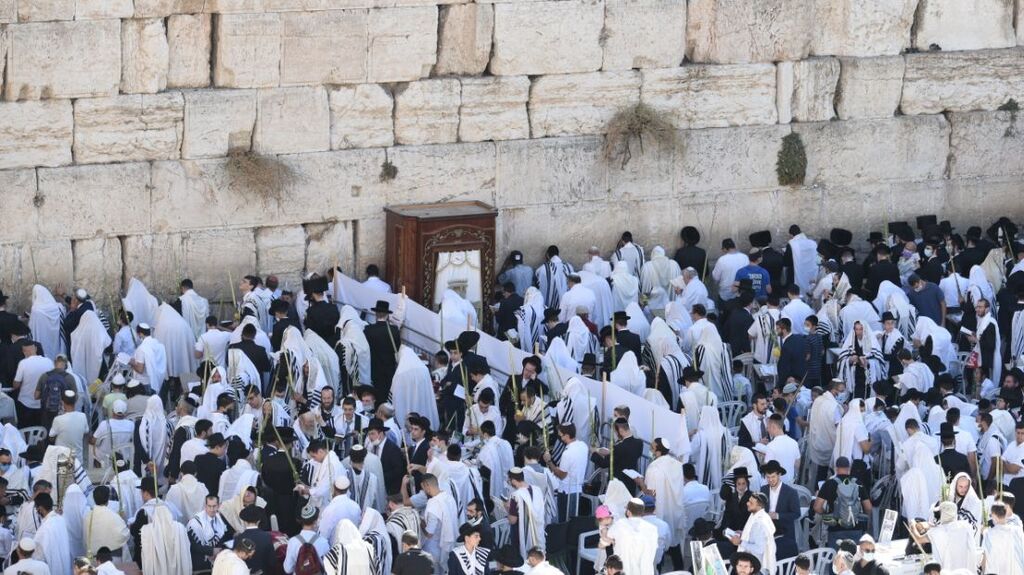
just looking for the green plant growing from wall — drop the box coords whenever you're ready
[225,150,295,205]
[999,98,1019,138]
[776,132,807,186]
[603,103,678,169]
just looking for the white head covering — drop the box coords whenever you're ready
[624,302,650,341]
[29,284,64,359]
[727,446,762,491]
[336,305,372,385]
[153,303,198,379]
[122,278,159,329]
[694,405,728,488]
[949,472,982,526]
[141,505,191,575]
[140,395,169,475]
[968,265,995,302]
[517,287,547,353]
[610,261,640,312]
[359,508,392,575]
[610,351,645,396]
[893,402,923,443]
[600,478,632,518]
[901,447,944,521]
[912,316,956,368]
[640,246,682,300]
[541,338,577,397]
[564,316,595,364]
[63,484,89,557]
[391,345,440,430]
[71,309,112,384]
[832,398,865,466]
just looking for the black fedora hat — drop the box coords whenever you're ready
[680,226,701,245]
[370,300,392,314]
[749,230,772,249]
[457,331,480,351]
[939,220,955,235]
[867,231,884,243]
[830,228,853,246]
[732,466,751,479]
[939,422,956,439]
[613,310,630,323]
[581,353,598,367]
[916,215,938,230]
[0,289,7,305]
[759,459,786,476]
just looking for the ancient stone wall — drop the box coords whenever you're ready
[1,0,1023,308]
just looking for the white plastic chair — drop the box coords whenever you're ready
[575,529,599,575]
[661,571,692,575]
[774,556,796,575]
[717,401,746,431]
[491,496,508,521]
[803,547,835,575]
[20,426,47,447]
[91,429,134,473]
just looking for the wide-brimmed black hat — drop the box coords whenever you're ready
[749,230,772,249]
[732,466,751,479]
[988,217,1019,243]
[680,226,701,245]
[867,231,884,243]
[0,289,7,305]
[457,331,480,351]
[353,384,377,398]
[613,310,630,323]
[939,220,955,235]
[689,517,713,538]
[581,353,598,367]
[759,460,786,476]
[516,420,541,437]
[370,300,391,314]
[681,366,704,381]
[889,221,916,242]
[916,215,938,230]
[19,444,45,462]
[816,239,836,259]
[303,276,329,294]
[366,417,386,432]
[966,226,983,240]
[543,308,560,322]
[830,228,852,246]
[939,422,956,439]
[881,311,896,322]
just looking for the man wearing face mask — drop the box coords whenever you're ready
[907,274,945,326]
[851,534,889,575]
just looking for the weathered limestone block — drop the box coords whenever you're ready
[0,241,73,309]
[789,57,839,122]
[17,0,74,21]
[367,7,438,82]
[793,116,949,185]
[490,0,603,76]
[0,100,73,170]
[305,221,357,277]
[677,124,791,193]
[775,62,794,124]
[0,0,14,22]
[902,49,1024,115]
[73,94,185,164]
[256,225,306,288]
[640,64,777,129]
[254,87,330,154]
[435,3,493,76]
[602,0,686,70]
[75,0,134,19]
[835,56,904,120]
[812,0,916,57]
[214,13,282,88]
[167,14,212,88]
[5,21,121,100]
[686,0,812,64]
[529,71,640,138]
[1019,1,1024,46]
[948,111,1024,179]
[36,163,153,238]
[0,169,40,243]
[329,85,395,149]
[121,19,169,94]
[280,10,367,86]
[383,142,496,206]
[459,76,529,142]
[134,0,205,17]
[494,136,607,208]
[72,238,123,300]
[198,0,265,13]
[913,0,1015,52]
[182,90,257,159]
[394,79,461,145]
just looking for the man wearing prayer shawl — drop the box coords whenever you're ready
[640,247,682,311]
[324,519,376,575]
[551,378,594,464]
[693,322,733,401]
[607,498,658,575]
[342,444,383,511]
[836,321,885,399]
[166,461,208,526]
[392,346,441,432]
[516,288,547,354]
[692,406,729,489]
[535,246,574,310]
[611,232,646,277]
[784,226,818,295]
[729,492,776,575]
[336,305,373,391]
[680,366,715,431]
[557,276,596,323]
[84,486,130,557]
[477,422,515,501]
[32,493,70,575]
[806,380,842,479]
[982,502,1024,575]
[747,297,781,365]
[176,279,210,340]
[240,275,273,334]
[876,311,906,378]
[301,440,346,510]
[130,322,168,397]
[634,438,686,563]
[840,291,882,336]
[411,474,458,575]
[507,467,546,563]
[136,395,170,479]
[70,309,111,386]
[28,285,65,360]
[911,501,981,572]
[212,536,255,575]
[969,298,1002,390]
[648,318,690,408]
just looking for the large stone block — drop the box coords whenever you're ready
[329,84,395,149]
[812,0,916,57]
[913,0,1015,52]
[72,238,123,299]
[73,94,185,164]
[121,19,169,94]
[5,21,121,100]
[640,64,777,129]
[677,124,791,193]
[255,225,306,289]
[17,0,74,22]
[254,87,330,154]
[76,0,134,19]
[901,49,1024,115]
[214,13,282,89]
[435,3,493,76]
[490,0,603,76]
[36,163,153,239]
[948,111,1024,179]
[529,71,641,138]
[382,142,496,206]
[367,7,438,82]
[133,0,205,17]
[0,241,73,311]
[793,116,950,185]
[459,76,530,142]
[0,169,40,243]
[167,14,212,88]
[305,221,357,277]
[602,0,686,70]
[686,0,812,64]
[787,57,839,122]
[280,10,367,86]
[495,136,608,208]
[182,89,257,159]
[393,79,461,146]
[835,56,904,120]
[0,0,12,22]
[0,100,73,170]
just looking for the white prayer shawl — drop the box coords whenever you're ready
[558,284,597,323]
[112,469,142,518]
[624,302,651,341]
[648,319,690,408]
[33,511,71,575]
[242,288,273,334]
[679,278,711,313]
[360,509,393,575]
[913,316,956,368]
[893,402,924,443]
[141,506,193,575]
[179,289,210,340]
[218,458,257,504]
[441,289,478,331]
[391,345,440,430]
[1011,305,1024,362]
[522,464,558,524]
[122,278,159,330]
[579,267,616,330]
[63,484,89,557]
[337,305,373,386]
[949,472,983,527]
[166,473,208,523]
[928,518,981,572]
[739,508,777,574]
[900,361,934,395]
[748,307,780,364]
[153,302,195,378]
[525,560,563,575]
[607,517,658,575]
[516,287,547,353]
[310,451,345,510]
[610,351,645,396]
[198,368,230,421]
[478,435,515,500]
[609,262,640,313]
[563,316,597,365]
[555,378,593,451]
[807,392,839,466]
[727,447,763,492]
[583,256,612,279]
[694,324,732,401]
[640,247,682,302]
[1,424,27,467]
[84,504,130,555]
[900,448,944,520]
[818,298,843,344]
[29,285,64,359]
[226,350,260,398]
[693,406,729,489]
[355,450,389,514]
[982,522,1024,575]
[840,297,882,336]
[982,248,1006,294]
[974,311,1002,386]
[212,549,251,575]
[968,265,995,303]
[836,322,885,392]
[832,399,866,466]
[139,395,170,476]
[326,520,376,575]
[880,283,917,339]
[787,234,818,295]
[135,335,169,395]
[645,454,687,547]
[536,256,575,311]
[511,484,546,559]
[612,242,646,277]
[39,445,91,495]
[71,310,111,384]
[872,281,904,320]
[424,491,459,566]
[780,298,813,336]
[306,328,341,395]
[221,481,266,534]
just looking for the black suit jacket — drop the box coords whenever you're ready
[939,448,971,479]
[270,317,297,352]
[260,446,300,536]
[761,483,800,558]
[304,300,340,348]
[590,436,644,492]
[496,293,524,336]
[195,452,228,496]
[614,329,642,359]
[393,548,435,575]
[239,527,279,574]
[377,438,406,496]
[723,308,754,357]
[673,245,707,282]
[865,261,900,300]
[777,334,807,384]
[761,248,785,293]
[364,322,400,391]
[229,339,272,375]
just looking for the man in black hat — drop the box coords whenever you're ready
[364,300,401,398]
[759,460,800,559]
[237,505,277,572]
[864,245,900,301]
[229,323,273,383]
[260,425,301,536]
[268,298,296,352]
[599,325,629,373]
[303,275,340,349]
[0,319,30,387]
[836,246,863,293]
[938,422,971,478]
[500,355,545,443]
[612,310,641,358]
[196,433,229,497]
[716,466,753,551]
[365,417,405,496]
[0,289,21,380]
[580,352,598,378]
[674,226,707,282]
[495,281,524,341]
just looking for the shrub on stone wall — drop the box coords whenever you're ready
[602,103,677,169]
[776,132,807,186]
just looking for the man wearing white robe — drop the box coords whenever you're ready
[70,310,111,386]
[748,302,781,364]
[212,537,255,575]
[342,445,382,511]
[640,247,682,311]
[507,468,546,562]
[32,494,70,575]
[711,240,749,302]
[918,501,980,572]
[154,303,197,382]
[609,261,640,313]
[607,499,658,575]
[807,381,842,477]
[611,234,646,277]
[786,227,818,296]
[130,324,168,396]
[558,278,596,323]
[391,346,441,432]
[635,439,687,560]
[178,281,210,340]
[418,474,458,575]
[840,293,882,336]
[323,520,376,575]
[535,248,575,311]
[582,247,612,279]
[982,502,1024,575]
[84,487,130,555]
[730,492,776,575]
[301,443,346,510]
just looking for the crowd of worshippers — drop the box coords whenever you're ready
[0,215,1021,575]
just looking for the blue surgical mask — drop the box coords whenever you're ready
[0,463,11,473]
